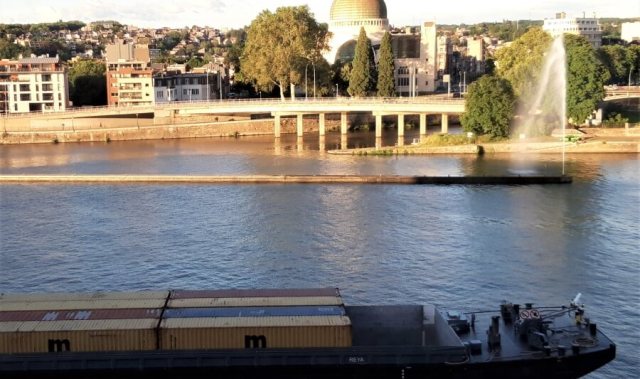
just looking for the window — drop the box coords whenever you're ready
[20,94,31,101]
[397,78,410,87]
[19,84,29,92]
[42,74,51,81]
[183,89,188,95]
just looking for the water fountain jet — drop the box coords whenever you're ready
[513,36,567,175]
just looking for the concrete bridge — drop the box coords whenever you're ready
[2,96,466,140]
[604,86,640,101]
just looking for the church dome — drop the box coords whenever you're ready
[330,0,388,21]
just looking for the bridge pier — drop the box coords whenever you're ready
[274,114,281,138]
[341,112,348,135]
[375,114,382,138]
[319,113,326,136]
[398,114,405,138]
[297,114,304,137]
[420,113,427,136]
[441,114,449,134]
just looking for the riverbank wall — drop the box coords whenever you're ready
[334,140,639,155]
[0,116,343,145]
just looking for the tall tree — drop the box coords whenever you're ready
[68,59,106,106]
[564,34,608,125]
[240,6,329,100]
[377,31,395,97]
[494,27,552,97]
[348,28,373,97]
[598,45,631,84]
[461,75,516,138]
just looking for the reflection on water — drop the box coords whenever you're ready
[0,132,638,378]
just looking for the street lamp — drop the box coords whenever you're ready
[305,61,316,100]
[215,70,223,100]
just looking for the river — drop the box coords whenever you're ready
[0,131,638,378]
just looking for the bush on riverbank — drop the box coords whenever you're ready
[420,134,469,146]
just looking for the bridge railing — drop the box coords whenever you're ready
[1,96,465,119]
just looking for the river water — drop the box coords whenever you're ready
[0,131,638,378]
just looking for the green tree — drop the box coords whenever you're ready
[0,38,29,59]
[598,45,629,84]
[68,59,106,107]
[240,6,329,100]
[376,31,395,97]
[348,27,374,97]
[628,45,640,85]
[564,34,607,125]
[494,27,552,97]
[461,75,516,138]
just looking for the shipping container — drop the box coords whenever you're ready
[0,308,162,322]
[171,288,341,299]
[164,306,346,319]
[0,299,167,312]
[0,291,169,302]
[160,316,352,350]
[168,296,343,308]
[0,319,157,354]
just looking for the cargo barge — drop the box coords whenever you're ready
[0,289,615,378]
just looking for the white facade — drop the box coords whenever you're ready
[154,73,219,103]
[0,57,69,114]
[543,13,602,49]
[326,0,390,63]
[621,22,640,43]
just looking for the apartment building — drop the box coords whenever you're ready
[543,12,602,49]
[153,71,221,103]
[0,57,69,114]
[105,40,154,106]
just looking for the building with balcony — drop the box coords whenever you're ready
[105,40,154,106]
[0,57,69,114]
[543,12,602,49]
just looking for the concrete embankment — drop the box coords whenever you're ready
[334,140,639,155]
[0,175,572,185]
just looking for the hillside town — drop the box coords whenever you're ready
[0,11,638,115]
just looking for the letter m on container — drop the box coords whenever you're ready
[245,335,267,348]
[48,339,71,352]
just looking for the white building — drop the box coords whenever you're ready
[543,12,602,49]
[153,72,221,103]
[391,23,438,96]
[325,0,439,95]
[105,40,154,107]
[621,22,640,43]
[0,57,69,114]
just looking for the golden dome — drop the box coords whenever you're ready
[330,0,388,21]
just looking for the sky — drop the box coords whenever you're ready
[0,0,638,29]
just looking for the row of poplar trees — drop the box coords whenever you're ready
[348,27,396,98]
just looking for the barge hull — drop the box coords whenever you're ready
[0,344,615,379]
